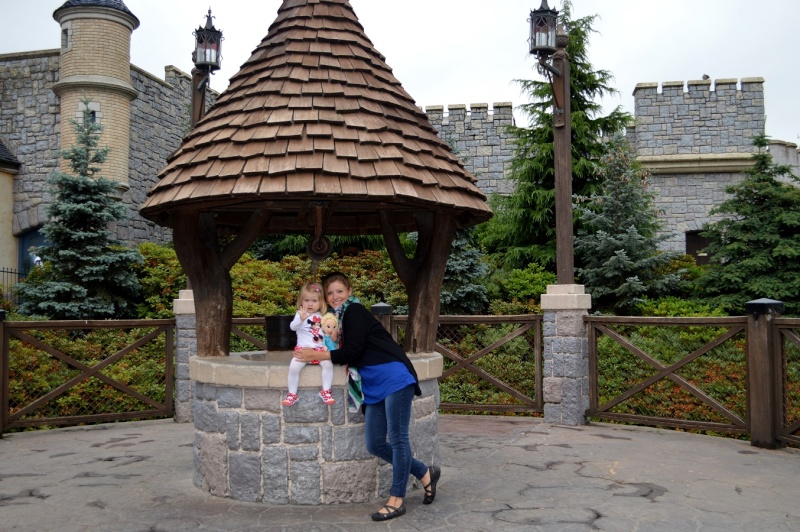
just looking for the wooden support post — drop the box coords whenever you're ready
[745,298,784,449]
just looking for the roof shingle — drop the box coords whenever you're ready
[140,0,492,235]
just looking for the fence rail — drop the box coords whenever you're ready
[586,316,748,434]
[777,317,800,446]
[1,319,175,433]
[2,311,797,447]
[391,315,543,414]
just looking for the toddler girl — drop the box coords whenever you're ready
[282,282,336,406]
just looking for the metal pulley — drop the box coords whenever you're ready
[306,202,333,261]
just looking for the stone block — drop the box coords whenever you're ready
[229,452,262,502]
[289,445,319,462]
[244,388,281,413]
[543,377,562,402]
[261,414,281,444]
[290,461,321,505]
[283,391,329,423]
[221,410,239,450]
[198,432,228,497]
[321,461,377,504]
[240,413,261,451]
[217,387,244,409]
[193,400,221,433]
[262,447,289,504]
[555,311,587,337]
[333,425,372,460]
[412,395,437,420]
[285,426,320,444]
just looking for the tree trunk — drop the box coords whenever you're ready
[382,211,456,352]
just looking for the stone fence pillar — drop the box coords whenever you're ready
[540,284,592,425]
[173,289,197,423]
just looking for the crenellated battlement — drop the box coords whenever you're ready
[425,103,516,195]
[631,78,765,158]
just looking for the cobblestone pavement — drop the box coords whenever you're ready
[1,415,799,531]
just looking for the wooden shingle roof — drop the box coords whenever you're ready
[140,0,492,235]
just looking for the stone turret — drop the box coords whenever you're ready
[52,0,139,194]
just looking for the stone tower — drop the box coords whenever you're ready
[52,0,139,194]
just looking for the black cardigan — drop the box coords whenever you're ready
[328,303,421,396]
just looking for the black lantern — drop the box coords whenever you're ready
[193,9,222,72]
[529,0,558,59]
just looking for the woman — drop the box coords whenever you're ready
[294,272,440,521]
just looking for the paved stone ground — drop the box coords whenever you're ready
[1,415,799,531]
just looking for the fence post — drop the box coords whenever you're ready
[173,290,197,423]
[371,301,392,333]
[0,309,6,437]
[540,284,592,425]
[745,298,784,449]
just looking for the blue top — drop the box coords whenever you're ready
[359,361,416,404]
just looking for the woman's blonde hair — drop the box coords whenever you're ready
[296,282,327,314]
[322,272,351,293]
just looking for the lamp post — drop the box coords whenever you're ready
[529,0,573,285]
[191,9,223,127]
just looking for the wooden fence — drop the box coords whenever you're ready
[390,315,543,414]
[2,312,797,447]
[1,319,174,433]
[586,314,800,447]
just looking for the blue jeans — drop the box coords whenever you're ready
[364,384,429,498]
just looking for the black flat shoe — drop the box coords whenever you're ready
[422,465,441,504]
[371,504,406,521]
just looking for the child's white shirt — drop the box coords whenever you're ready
[290,311,325,348]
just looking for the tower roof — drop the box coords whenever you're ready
[140,0,491,236]
[54,0,139,28]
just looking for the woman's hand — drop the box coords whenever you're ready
[294,347,331,363]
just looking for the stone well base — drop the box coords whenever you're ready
[189,351,442,504]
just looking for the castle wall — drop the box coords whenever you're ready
[0,50,210,249]
[631,78,782,253]
[425,103,515,196]
[0,51,62,237]
[124,65,198,244]
[632,78,765,156]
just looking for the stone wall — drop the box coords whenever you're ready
[425,103,516,196]
[0,50,212,246]
[632,78,765,156]
[123,65,199,244]
[0,50,61,237]
[629,78,799,252]
[191,365,441,504]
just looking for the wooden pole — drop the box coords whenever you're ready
[552,29,574,285]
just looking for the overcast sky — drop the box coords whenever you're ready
[5,0,800,144]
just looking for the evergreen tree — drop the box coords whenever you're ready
[699,134,800,315]
[478,1,631,270]
[574,136,680,313]
[17,99,142,319]
[439,228,489,315]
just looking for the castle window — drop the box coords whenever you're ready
[76,101,101,125]
[686,230,711,265]
[60,23,73,52]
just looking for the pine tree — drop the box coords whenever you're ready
[574,136,680,313]
[699,134,800,315]
[478,1,631,270]
[439,228,489,315]
[17,99,142,319]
